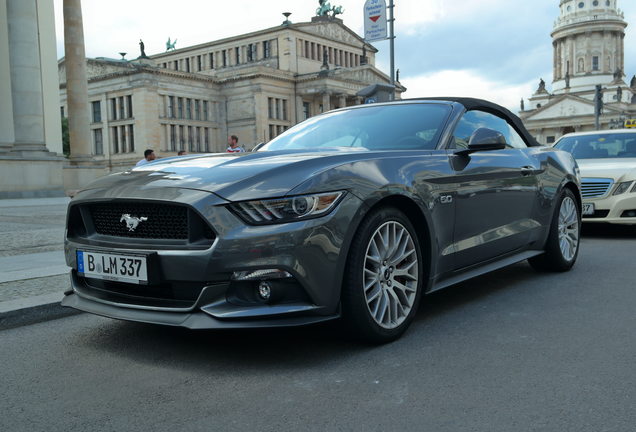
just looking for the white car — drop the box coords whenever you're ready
[554,130,636,225]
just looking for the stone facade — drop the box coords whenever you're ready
[0,0,65,198]
[520,0,636,144]
[57,16,402,176]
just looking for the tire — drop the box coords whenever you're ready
[341,207,423,343]
[529,188,581,272]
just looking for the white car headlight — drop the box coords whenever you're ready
[229,191,345,225]
[613,181,634,196]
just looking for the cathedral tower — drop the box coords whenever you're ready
[552,0,627,93]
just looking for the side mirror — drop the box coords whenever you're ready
[456,128,507,155]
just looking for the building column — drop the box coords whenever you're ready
[0,0,15,152]
[6,0,47,151]
[337,94,346,109]
[322,92,331,112]
[63,0,92,158]
[295,95,303,124]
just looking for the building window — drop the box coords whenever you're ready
[247,44,254,62]
[178,97,184,119]
[128,125,135,152]
[118,96,125,119]
[269,124,276,140]
[592,56,599,71]
[170,125,176,151]
[275,99,280,119]
[197,55,202,71]
[168,96,175,118]
[235,47,241,64]
[186,98,192,120]
[268,97,274,118]
[112,127,119,153]
[263,40,270,58]
[93,129,103,155]
[196,127,201,151]
[120,125,127,152]
[222,50,228,67]
[195,100,200,120]
[204,128,209,152]
[282,99,287,121]
[174,60,178,70]
[203,101,209,121]
[547,136,555,144]
[60,106,65,118]
[126,95,133,118]
[304,41,309,58]
[185,58,191,72]
[110,98,117,120]
[303,102,310,120]
[179,125,185,148]
[209,53,214,69]
[91,101,101,123]
[188,126,194,151]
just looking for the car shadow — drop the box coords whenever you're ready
[581,223,636,239]
[75,262,543,371]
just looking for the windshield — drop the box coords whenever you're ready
[555,133,636,159]
[261,103,451,152]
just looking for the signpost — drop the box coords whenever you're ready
[363,0,395,100]
[364,0,387,42]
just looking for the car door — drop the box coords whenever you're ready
[447,110,541,270]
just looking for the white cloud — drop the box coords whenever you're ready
[401,70,536,111]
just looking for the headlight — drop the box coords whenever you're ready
[613,181,633,196]
[229,191,345,225]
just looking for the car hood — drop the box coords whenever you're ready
[79,149,376,202]
[577,158,636,181]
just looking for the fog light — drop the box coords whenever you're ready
[258,281,272,301]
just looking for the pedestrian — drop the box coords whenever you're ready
[226,135,244,153]
[177,150,187,156]
[136,149,156,166]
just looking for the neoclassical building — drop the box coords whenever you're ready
[58,14,402,174]
[520,0,636,144]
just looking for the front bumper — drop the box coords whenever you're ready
[62,187,362,328]
[582,193,636,225]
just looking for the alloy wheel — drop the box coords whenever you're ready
[558,196,579,262]
[363,221,419,329]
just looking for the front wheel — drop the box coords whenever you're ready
[341,207,423,343]
[529,188,581,272]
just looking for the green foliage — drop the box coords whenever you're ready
[61,117,70,157]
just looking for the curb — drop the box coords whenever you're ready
[0,294,81,331]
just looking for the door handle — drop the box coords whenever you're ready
[520,166,535,176]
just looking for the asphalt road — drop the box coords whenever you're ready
[2,225,635,432]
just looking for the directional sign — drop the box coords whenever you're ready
[364,0,387,42]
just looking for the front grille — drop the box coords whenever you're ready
[581,178,614,198]
[89,202,189,239]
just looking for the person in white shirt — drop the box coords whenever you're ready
[136,149,156,166]
[226,135,244,153]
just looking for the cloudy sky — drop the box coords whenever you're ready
[52,0,636,111]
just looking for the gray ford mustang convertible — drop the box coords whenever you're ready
[63,98,581,342]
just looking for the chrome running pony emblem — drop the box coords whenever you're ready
[120,214,148,232]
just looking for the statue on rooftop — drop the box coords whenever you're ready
[166,37,177,51]
[316,0,344,17]
[139,39,147,58]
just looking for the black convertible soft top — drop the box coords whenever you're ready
[414,97,542,147]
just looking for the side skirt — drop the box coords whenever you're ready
[429,250,544,293]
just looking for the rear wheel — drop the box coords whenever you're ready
[342,207,423,343]
[529,188,581,272]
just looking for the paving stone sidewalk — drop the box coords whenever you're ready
[0,198,72,321]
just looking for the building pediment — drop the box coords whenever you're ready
[295,19,373,50]
[524,95,595,121]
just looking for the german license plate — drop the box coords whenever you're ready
[582,203,595,215]
[77,250,148,284]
